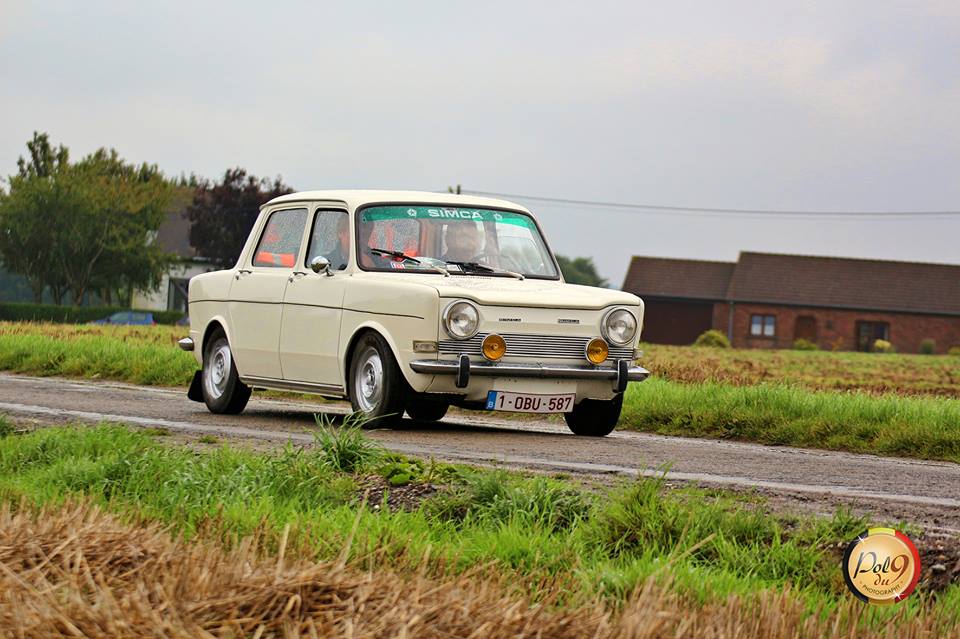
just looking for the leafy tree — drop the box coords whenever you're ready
[186,168,293,267]
[67,149,174,305]
[0,133,174,305]
[0,133,72,302]
[555,254,608,287]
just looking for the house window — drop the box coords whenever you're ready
[750,314,776,337]
[856,321,889,352]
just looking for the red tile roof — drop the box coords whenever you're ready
[623,252,960,316]
[728,252,960,316]
[622,257,735,301]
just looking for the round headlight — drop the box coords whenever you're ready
[443,301,480,340]
[602,308,638,346]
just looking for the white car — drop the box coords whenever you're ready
[179,190,648,436]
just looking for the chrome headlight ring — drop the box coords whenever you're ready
[601,307,638,346]
[442,300,480,340]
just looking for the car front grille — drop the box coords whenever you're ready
[438,333,635,360]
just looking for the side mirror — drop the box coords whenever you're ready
[309,255,333,276]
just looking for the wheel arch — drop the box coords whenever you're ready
[342,322,419,392]
[200,317,232,356]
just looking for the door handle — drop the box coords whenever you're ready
[235,268,253,280]
[288,271,307,283]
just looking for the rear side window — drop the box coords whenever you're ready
[252,208,308,268]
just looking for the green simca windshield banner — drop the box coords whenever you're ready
[361,206,533,228]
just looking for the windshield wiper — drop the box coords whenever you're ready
[370,247,421,263]
[370,248,449,276]
[445,261,524,280]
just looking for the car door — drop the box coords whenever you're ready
[229,207,308,380]
[279,208,351,387]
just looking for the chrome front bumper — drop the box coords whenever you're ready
[409,356,649,392]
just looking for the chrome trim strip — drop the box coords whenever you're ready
[177,337,194,352]
[410,359,649,381]
[241,375,345,396]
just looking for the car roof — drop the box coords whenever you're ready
[262,190,531,214]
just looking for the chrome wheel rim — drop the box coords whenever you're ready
[204,343,231,400]
[354,346,383,413]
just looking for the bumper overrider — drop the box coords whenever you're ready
[409,355,649,393]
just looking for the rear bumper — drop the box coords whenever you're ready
[177,337,194,352]
[409,356,649,392]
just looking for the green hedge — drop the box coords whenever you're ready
[0,302,184,325]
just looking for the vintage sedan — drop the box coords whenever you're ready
[179,190,648,436]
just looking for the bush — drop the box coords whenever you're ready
[312,413,383,473]
[872,339,895,353]
[950,346,960,357]
[693,329,730,349]
[792,338,819,351]
[919,339,936,355]
[0,302,183,325]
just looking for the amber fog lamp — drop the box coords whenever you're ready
[482,334,507,361]
[585,338,609,364]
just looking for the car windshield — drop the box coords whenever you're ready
[356,205,559,278]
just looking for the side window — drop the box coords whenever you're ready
[252,208,308,268]
[306,210,350,270]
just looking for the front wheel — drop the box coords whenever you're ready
[202,332,251,414]
[564,394,623,437]
[348,332,409,427]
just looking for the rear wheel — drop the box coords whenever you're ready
[348,332,409,427]
[201,331,251,414]
[564,394,623,437]
[406,398,449,422]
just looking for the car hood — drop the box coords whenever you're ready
[356,272,640,310]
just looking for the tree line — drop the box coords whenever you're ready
[0,132,605,306]
[0,133,293,305]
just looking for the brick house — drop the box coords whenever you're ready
[622,252,960,353]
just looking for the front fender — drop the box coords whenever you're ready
[340,315,437,393]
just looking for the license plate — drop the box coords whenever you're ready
[485,391,575,413]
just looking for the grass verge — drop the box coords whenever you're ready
[0,422,958,636]
[5,500,959,638]
[622,378,960,463]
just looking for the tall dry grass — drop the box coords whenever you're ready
[1,501,957,638]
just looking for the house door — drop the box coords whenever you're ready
[856,321,889,352]
[794,316,817,343]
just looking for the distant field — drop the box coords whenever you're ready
[1,322,959,462]
[0,421,957,637]
[644,343,960,397]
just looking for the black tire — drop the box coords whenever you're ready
[201,330,251,415]
[563,393,623,437]
[406,397,449,422]
[348,332,409,427]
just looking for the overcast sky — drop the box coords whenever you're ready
[2,1,958,285]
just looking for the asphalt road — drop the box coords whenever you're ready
[2,372,959,530]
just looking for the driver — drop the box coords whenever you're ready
[442,223,487,263]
